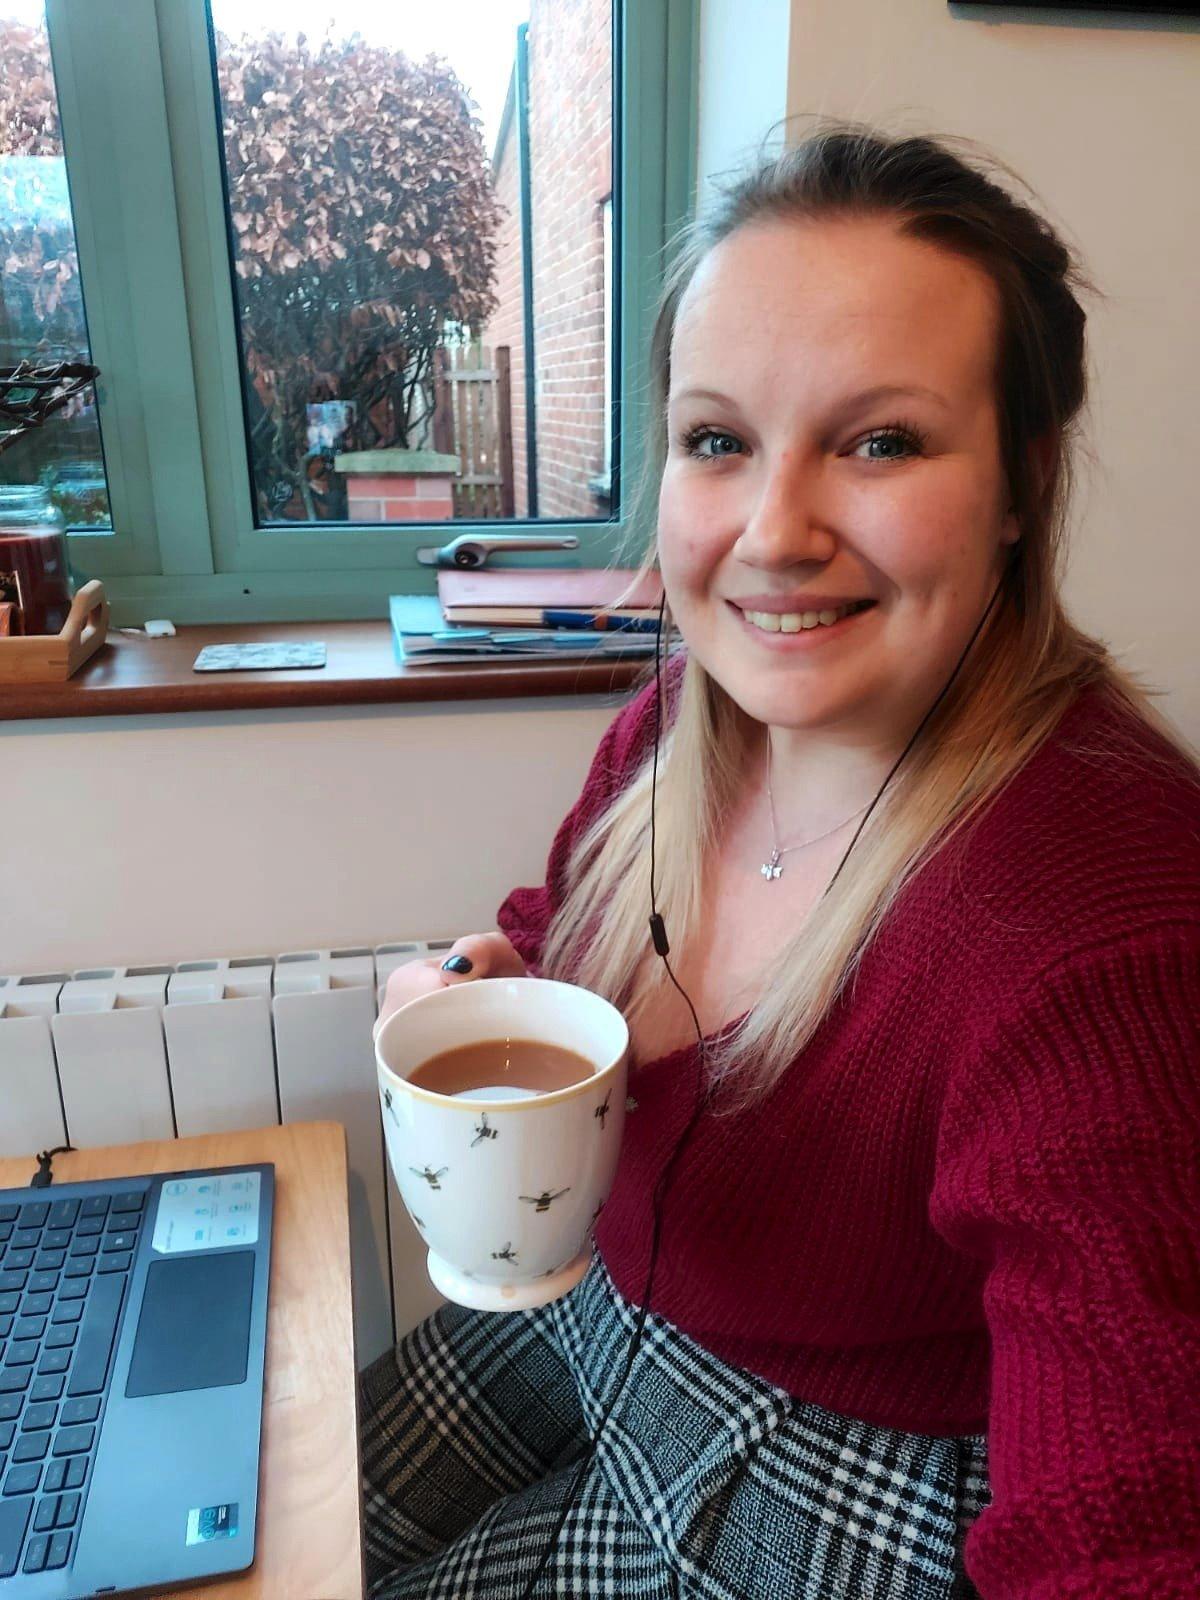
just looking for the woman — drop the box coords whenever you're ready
[360,123,1200,1598]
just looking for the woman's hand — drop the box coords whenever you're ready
[373,932,528,1039]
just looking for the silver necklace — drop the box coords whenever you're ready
[761,741,872,881]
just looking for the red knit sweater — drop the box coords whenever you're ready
[497,667,1200,1599]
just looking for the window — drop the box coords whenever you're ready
[37,0,696,622]
[0,3,110,528]
[597,194,613,501]
[207,1,615,530]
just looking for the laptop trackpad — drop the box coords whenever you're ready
[125,1251,255,1398]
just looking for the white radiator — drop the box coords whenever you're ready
[0,940,457,1368]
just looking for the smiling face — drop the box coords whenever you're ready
[657,216,1020,745]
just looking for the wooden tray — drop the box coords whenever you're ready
[0,578,109,683]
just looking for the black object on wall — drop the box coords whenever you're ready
[952,2,1200,12]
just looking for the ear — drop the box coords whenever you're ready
[1001,432,1057,545]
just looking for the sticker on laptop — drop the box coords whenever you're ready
[152,1172,261,1254]
[186,1502,239,1545]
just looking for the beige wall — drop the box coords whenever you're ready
[0,697,621,977]
[787,1,1200,739]
[697,0,790,208]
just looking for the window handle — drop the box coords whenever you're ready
[415,534,580,570]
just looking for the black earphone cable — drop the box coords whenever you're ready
[823,571,1008,897]
[516,570,1006,1596]
[29,1144,75,1188]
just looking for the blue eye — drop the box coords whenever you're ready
[679,427,743,461]
[853,424,928,463]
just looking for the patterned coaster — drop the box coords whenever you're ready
[193,641,327,672]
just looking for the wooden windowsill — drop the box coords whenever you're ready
[0,619,650,721]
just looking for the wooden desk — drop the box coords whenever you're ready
[0,1121,365,1599]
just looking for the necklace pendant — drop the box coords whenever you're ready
[761,849,783,882]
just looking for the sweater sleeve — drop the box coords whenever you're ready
[495,676,661,975]
[929,923,1200,1600]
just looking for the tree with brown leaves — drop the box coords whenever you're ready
[0,21,86,360]
[217,29,501,519]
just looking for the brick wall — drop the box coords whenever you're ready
[484,0,612,521]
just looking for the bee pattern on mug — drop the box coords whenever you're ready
[520,1188,570,1214]
[491,1242,518,1263]
[593,1091,611,1130]
[382,1087,399,1125]
[411,1165,448,1190]
[411,1215,426,1231]
[471,1113,498,1148]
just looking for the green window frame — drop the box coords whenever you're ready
[45,0,698,625]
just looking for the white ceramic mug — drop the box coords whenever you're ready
[375,977,629,1311]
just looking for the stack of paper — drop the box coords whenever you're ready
[390,568,666,666]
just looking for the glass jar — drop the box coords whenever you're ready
[0,484,72,636]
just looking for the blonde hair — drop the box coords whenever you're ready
[539,120,1198,1097]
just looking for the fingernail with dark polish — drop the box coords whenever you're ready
[442,955,473,974]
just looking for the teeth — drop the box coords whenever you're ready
[742,602,864,633]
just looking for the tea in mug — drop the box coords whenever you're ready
[409,1037,595,1098]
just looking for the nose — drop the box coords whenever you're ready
[733,449,837,570]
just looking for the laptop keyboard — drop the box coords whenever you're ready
[0,1190,143,1579]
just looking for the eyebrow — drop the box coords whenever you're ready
[670,383,951,415]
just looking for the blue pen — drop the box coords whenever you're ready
[542,611,659,632]
[492,632,607,647]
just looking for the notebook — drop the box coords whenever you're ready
[0,1163,273,1593]
[437,567,663,624]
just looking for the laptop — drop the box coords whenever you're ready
[0,1163,274,1595]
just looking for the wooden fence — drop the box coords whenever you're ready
[432,343,515,519]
